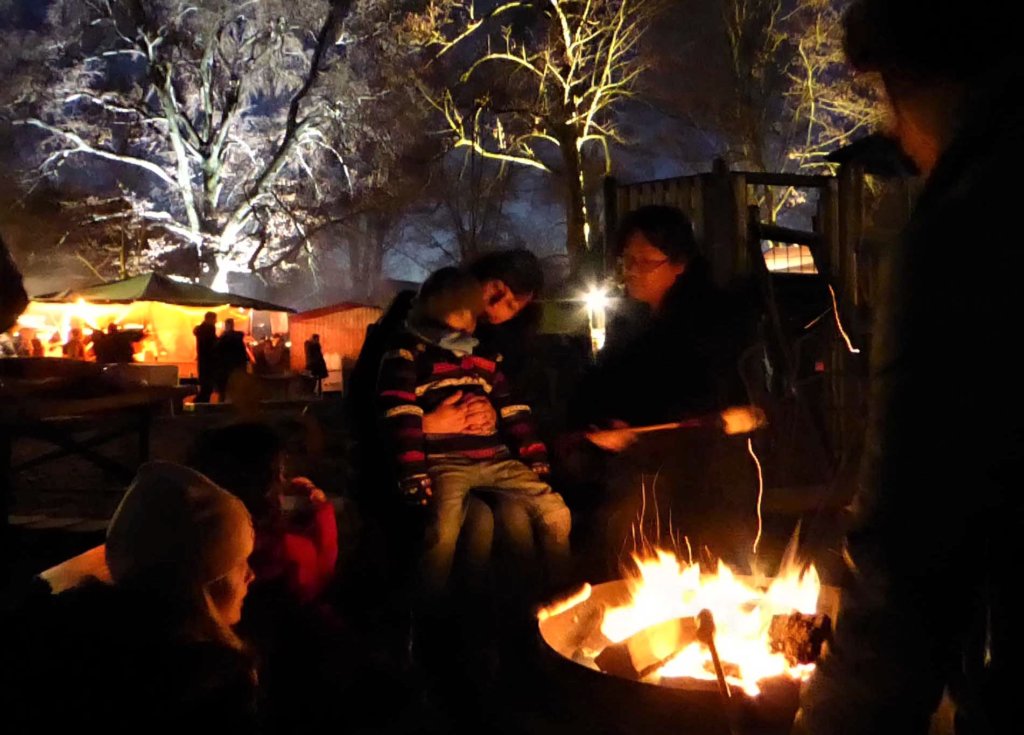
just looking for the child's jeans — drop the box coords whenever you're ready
[418,457,571,600]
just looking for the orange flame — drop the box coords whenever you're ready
[600,549,820,696]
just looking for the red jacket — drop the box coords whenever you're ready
[252,501,337,604]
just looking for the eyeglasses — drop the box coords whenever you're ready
[618,255,670,274]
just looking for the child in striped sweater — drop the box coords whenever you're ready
[377,268,570,596]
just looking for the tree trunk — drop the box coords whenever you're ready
[560,129,589,271]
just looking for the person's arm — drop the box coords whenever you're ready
[491,359,549,474]
[377,340,431,504]
[284,477,338,586]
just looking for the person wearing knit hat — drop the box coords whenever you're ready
[37,462,256,624]
[2,462,260,734]
[105,461,255,633]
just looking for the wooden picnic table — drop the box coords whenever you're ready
[0,362,195,544]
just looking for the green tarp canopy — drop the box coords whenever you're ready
[34,272,295,312]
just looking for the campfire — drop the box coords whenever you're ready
[538,544,834,702]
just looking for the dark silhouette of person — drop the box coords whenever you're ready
[304,334,328,396]
[92,323,142,364]
[214,318,250,400]
[193,311,218,402]
[794,2,1024,733]
[1,236,28,334]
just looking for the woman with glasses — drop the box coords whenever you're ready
[561,205,755,577]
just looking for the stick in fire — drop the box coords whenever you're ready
[697,609,742,735]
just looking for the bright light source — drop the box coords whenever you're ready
[581,285,610,355]
[583,286,610,314]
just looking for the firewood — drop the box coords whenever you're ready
[595,641,637,679]
[570,604,610,656]
[595,617,698,679]
[768,613,832,665]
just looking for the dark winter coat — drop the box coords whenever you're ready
[795,70,1024,735]
[0,579,258,735]
[194,321,218,373]
[0,237,27,334]
[216,330,250,374]
[348,291,416,451]
[304,339,328,379]
[569,259,750,429]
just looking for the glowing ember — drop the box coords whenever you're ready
[598,549,821,696]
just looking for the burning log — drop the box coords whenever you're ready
[595,617,698,680]
[768,613,832,665]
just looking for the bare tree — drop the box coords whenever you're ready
[647,0,881,220]
[2,0,410,289]
[425,149,521,262]
[404,0,657,267]
[783,0,883,175]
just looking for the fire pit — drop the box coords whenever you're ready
[537,550,839,734]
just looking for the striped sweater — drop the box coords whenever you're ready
[377,328,548,483]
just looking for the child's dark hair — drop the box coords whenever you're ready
[468,249,544,297]
[414,267,484,324]
[189,422,285,519]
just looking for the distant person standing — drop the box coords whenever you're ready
[263,334,289,376]
[215,318,250,400]
[304,334,328,396]
[193,312,218,402]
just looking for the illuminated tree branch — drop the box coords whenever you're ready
[408,0,657,265]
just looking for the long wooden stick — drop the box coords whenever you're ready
[627,418,705,434]
[623,405,767,436]
[698,609,742,735]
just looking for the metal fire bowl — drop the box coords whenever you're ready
[536,577,841,735]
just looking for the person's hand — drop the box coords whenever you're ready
[423,391,468,434]
[399,475,433,507]
[461,394,497,435]
[422,391,498,435]
[287,476,327,504]
[585,420,638,453]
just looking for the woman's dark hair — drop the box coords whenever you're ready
[468,248,544,297]
[616,205,699,264]
[414,267,484,323]
[189,422,285,519]
[844,1,1021,82]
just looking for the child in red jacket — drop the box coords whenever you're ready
[191,423,338,604]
